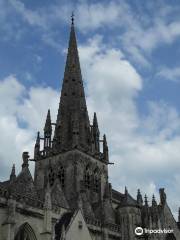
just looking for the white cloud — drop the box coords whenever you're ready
[78,38,180,218]
[158,66,180,82]
[0,75,59,180]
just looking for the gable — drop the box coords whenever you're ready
[66,210,92,240]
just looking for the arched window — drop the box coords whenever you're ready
[48,168,55,187]
[58,166,65,188]
[93,168,100,192]
[93,173,99,192]
[15,223,37,240]
[84,166,91,189]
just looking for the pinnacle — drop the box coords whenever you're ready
[93,112,98,126]
[10,164,16,181]
[44,109,52,134]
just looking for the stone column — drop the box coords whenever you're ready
[41,186,52,240]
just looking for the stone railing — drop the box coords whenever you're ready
[105,222,121,233]
[85,215,121,233]
[85,215,101,227]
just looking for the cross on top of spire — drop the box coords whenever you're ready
[71,12,74,25]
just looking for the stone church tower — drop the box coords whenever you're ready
[0,17,180,240]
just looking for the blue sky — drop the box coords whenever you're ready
[0,0,180,218]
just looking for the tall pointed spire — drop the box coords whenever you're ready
[54,15,91,152]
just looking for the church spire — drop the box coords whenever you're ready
[54,15,91,152]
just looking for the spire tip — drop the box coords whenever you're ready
[71,11,74,25]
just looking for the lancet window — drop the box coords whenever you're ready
[84,166,91,189]
[58,165,65,188]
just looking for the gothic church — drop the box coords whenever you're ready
[0,18,180,240]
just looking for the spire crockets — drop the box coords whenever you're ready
[54,15,91,152]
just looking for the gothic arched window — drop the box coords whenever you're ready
[15,223,37,240]
[93,173,99,192]
[49,168,55,187]
[84,166,91,189]
[93,168,100,192]
[58,166,65,188]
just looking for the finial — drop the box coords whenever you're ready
[71,11,74,25]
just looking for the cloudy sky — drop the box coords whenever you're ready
[0,0,180,219]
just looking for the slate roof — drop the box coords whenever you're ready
[55,211,74,240]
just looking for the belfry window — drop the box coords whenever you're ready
[58,166,65,188]
[84,166,91,189]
